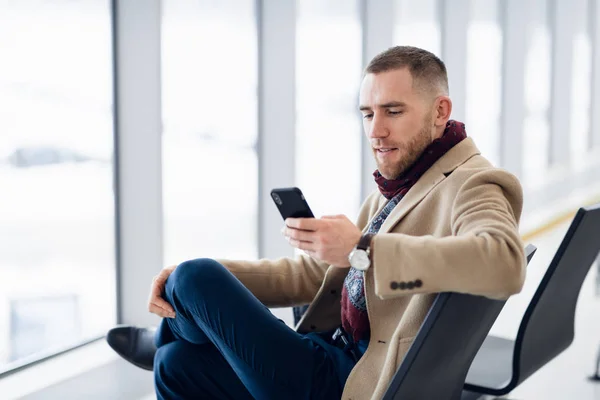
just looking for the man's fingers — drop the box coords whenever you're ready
[283,226,316,242]
[151,280,167,296]
[288,238,317,252]
[154,266,175,285]
[285,217,319,231]
[148,304,168,318]
[147,265,178,318]
[152,296,175,314]
[149,304,176,319]
[155,274,169,286]
[149,299,175,315]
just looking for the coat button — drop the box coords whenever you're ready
[390,281,399,290]
[406,281,415,289]
[414,279,423,288]
[330,289,337,295]
[310,325,316,330]
[399,281,407,290]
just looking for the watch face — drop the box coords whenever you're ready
[350,249,370,271]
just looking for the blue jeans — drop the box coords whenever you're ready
[153,258,358,399]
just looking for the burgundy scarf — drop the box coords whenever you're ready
[374,120,467,200]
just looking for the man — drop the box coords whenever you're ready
[107,46,526,399]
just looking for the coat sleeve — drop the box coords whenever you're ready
[371,169,526,300]
[216,254,330,308]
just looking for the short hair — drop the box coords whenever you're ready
[365,46,449,97]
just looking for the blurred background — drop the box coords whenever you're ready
[1,0,600,399]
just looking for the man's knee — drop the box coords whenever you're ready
[167,258,230,297]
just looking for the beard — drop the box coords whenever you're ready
[373,116,434,179]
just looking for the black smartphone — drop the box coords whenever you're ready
[270,187,315,220]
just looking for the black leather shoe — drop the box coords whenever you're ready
[106,325,157,371]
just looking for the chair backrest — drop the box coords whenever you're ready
[512,204,600,386]
[383,244,537,400]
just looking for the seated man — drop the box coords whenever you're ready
[107,46,526,399]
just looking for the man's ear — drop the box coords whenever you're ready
[434,96,452,127]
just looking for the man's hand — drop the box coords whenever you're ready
[282,215,362,268]
[148,265,177,318]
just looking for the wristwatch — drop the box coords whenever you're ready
[348,233,375,271]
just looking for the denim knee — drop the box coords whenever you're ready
[167,258,230,301]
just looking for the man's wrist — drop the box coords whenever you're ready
[359,233,375,252]
[348,233,375,271]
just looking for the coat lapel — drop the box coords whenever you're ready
[377,166,446,234]
[376,138,481,234]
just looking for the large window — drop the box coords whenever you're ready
[394,0,441,57]
[570,0,592,170]
[465,0,503,167]
[161,0,258,264]
[523,0,552,188]
[295,0,363,220]
[0,1,115,373]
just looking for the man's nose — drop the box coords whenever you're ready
[368,115,388,139]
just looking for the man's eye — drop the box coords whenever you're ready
[363,114,373,119]
[388,110,402,115]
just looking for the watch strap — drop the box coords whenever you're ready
[357,233,375,251]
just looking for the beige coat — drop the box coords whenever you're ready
[218,138,526,399]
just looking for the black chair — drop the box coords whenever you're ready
[382,244,537,400]
[463,203,600,397]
